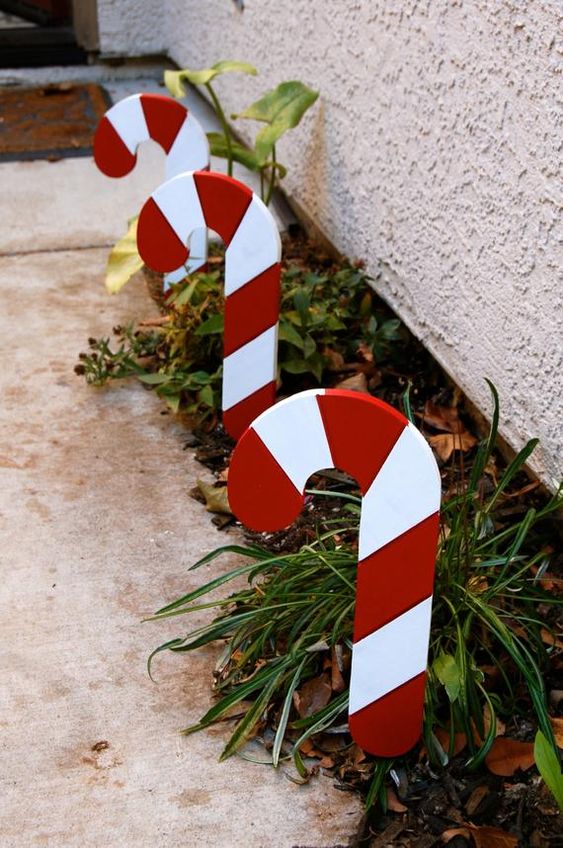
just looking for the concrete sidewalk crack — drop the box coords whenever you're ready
[0,243,114,258]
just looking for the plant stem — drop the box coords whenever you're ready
[205,81,233,177]
[265,145,277,206]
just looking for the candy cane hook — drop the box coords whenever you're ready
[136,171,282,440]
[227,388,441,756]
[93,93,210,281]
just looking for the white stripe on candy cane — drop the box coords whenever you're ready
[151,172,206,245]
[104,94,149,155]
[252,389,332,490]
[222,325,278,412]
[166,111,210,181]
[225,196,282,296]
[349,596,433,715]
[358,423,441,559]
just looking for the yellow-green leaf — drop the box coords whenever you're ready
[164,69,188,98]
[234,81,319,165]
[197,480,232,515]
[433,652,461,702]
[105,218,143,294]
[165,61,257,98]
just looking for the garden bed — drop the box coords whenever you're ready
[76,229,562,847]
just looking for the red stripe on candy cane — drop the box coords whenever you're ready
[227,388,441,756]
[137,171,281,440]
[223,264,281,356]
[192,171,252,244]
[140,94,186,154]
[93,93,210,280]
[223,382,278,447]
[94,116,136,178]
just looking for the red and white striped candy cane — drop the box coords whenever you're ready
[227,388,441,756]
[93,93,210,281]
[136,171,282,440]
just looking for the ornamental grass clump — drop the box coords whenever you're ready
[146,383,562,809]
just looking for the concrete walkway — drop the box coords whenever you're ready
[0,76,362,847]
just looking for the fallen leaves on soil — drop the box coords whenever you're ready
[485,738,535,776]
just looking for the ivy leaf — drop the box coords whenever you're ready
[234,81,319,165]
[433,652,461,702]
[195,313,224,336]
[165,61,257,97]
[302,334,317,359]
[534,730,563,811]
[278,320,305,351]
[105,218,143,294]
[198,384,215,409]
[137,373,170,385]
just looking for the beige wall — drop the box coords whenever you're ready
[100,0,563,488]
[97,0,166,57]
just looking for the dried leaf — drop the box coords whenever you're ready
[323,346,345,371]
[540,628,563,650]
[357,341,374,363]
[424,401,465,433]
[298,738,325,759]
[196,480,232,515]
[549,716,563,748]
[471,825,518,848]
[386,786,407,813]
[465,785,490,816]
[467,575,489,594]
[484,704,506,738]
[442,827,471,843]
[435,726,468,756]
[293,674,332,719]
[428,431,477,461]
[330,646,346,693]
[335,372,368,393]
[485,737,535,776]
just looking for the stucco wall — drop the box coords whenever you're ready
[103,0,563,488]
[97,0,166,57]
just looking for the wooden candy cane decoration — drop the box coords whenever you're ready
[227,388,441,756]
[136,171,281,440]
[93,93,210,281]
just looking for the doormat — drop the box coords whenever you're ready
[0,82,110,162]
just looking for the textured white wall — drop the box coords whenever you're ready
[101,0,563,487]
[97,0,166,57]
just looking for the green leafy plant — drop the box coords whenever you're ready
[77,255,404,424]
[146,383,562,807]
[165,60,257,178]
[166,63,318,205]
[76,269,226,421]
[278,264,401,382]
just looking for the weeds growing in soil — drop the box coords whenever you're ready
[76,253,403,423]
[146,383,562,809]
